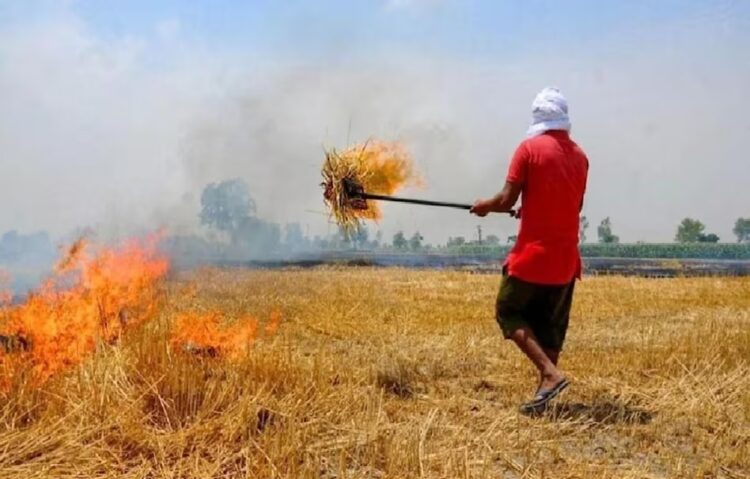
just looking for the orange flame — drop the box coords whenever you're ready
[0,235,169,389]
[323,140,419,225]
[55,237,88,273]
[346,140,418,221]
[170,310,281,360]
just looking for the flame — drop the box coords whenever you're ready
[347,141,415,194]
[0,235,169,389]
[322,140,420,230]
[55,237,88,273]
[170,310,281,360]
[342,140,417,221]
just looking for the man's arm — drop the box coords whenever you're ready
[470,181,522,217]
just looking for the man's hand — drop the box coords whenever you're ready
[470,182,522,218]
[470,200,492,217]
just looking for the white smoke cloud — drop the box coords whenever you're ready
[0,13,234,239]
[0,5,748,246]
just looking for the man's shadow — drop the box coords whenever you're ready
[541,397,654,425]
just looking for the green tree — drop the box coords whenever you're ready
[579,215,590,244]
[699,233,720,243]
[409,232,423,251]
[733,218,750,243]
[337,226,352,248]
[447,236,466,247]
[284,223,306,250]
[200,179,256,234]
[233,217,281,253]
[392,231,408,250]
[352,225,370,249]
[485,234,500,245]
[597,217,619,244]
[675,218,705,243]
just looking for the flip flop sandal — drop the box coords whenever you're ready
[519,378,569,415]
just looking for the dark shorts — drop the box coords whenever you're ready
[495,271,575,352]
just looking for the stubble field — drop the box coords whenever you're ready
[1,268,749,478]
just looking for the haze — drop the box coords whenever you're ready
[1,0,748,245]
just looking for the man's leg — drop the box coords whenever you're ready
[541,281,574,370]
[540,348,561,392]
[508,326,564,391]
[543,348,559,365]
[496,274,566,391]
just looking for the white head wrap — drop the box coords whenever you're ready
[527,87,571,137]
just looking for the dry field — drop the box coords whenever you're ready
[1,268,749,478]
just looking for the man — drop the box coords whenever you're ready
[470,87,588,413]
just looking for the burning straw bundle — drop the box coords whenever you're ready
[321,140,417,232]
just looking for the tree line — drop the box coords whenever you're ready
[580,216,750,244]
[195,179,750,253]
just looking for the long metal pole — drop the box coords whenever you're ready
[360,192,516,217]
[361,192,471,210]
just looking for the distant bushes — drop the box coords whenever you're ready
[443,243,750,260]
[580,243,750,259]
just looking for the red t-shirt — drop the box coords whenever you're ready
[504,131,589,285]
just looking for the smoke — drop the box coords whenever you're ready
[0,11,225,238]
[0,231,56,296]
[1,3,749,249]
[181,23,750,244]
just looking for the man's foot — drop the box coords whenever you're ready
[538,369,565,392]
[519,377,569,415]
